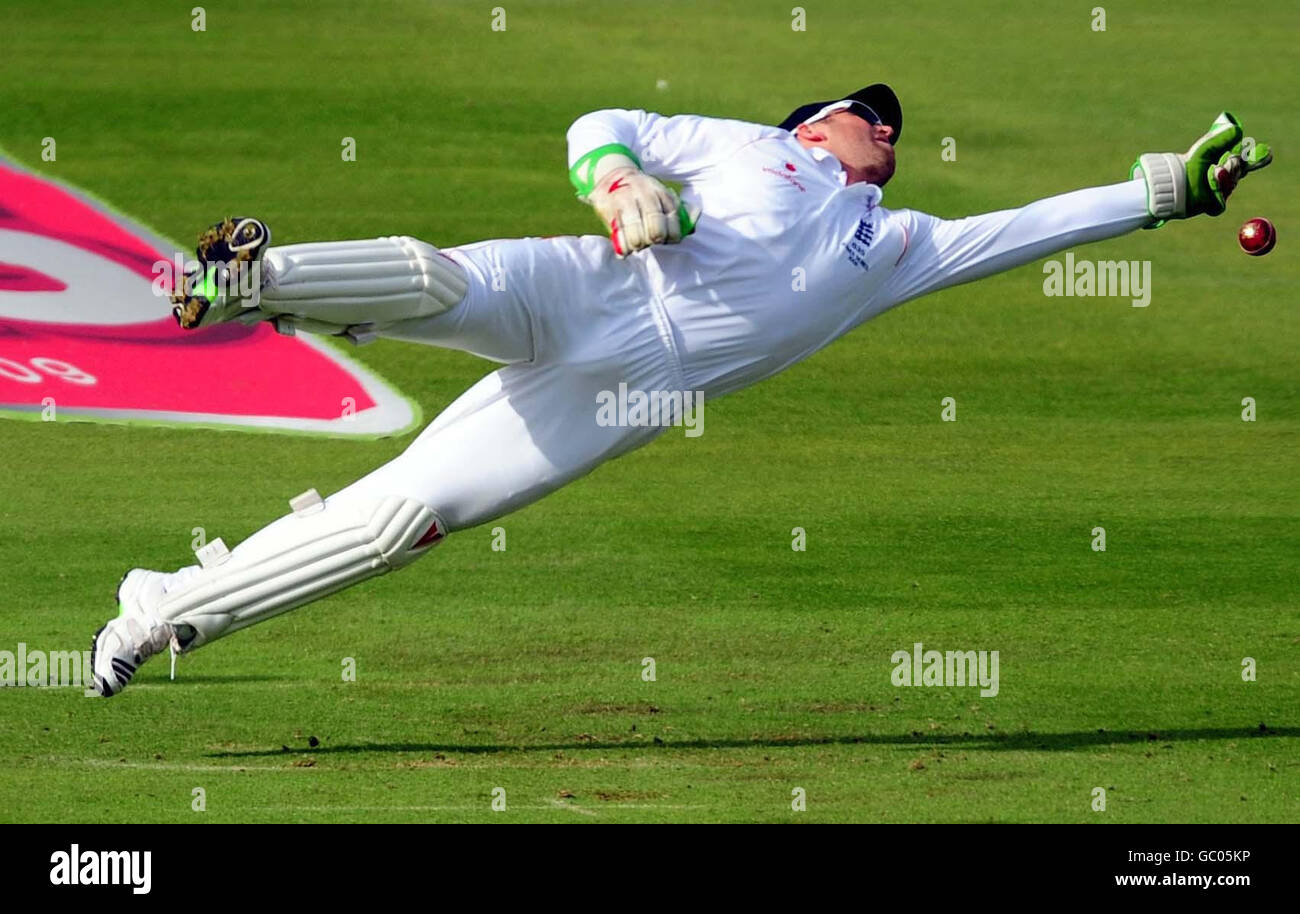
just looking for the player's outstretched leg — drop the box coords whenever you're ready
[90,490,444,696]
[89,355,671,696]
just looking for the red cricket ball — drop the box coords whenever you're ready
[1238,217,1276,256]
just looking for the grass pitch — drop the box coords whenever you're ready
[1,0,1297,823]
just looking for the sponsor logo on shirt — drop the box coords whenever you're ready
[762,163,806,192]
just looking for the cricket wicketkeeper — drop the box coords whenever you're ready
[91,85,1273,696]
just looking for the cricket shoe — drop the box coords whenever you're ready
[89,570,197,697]
[171,216,273,330]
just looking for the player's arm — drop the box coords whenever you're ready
[883,112,1273,305]
[566,109,763,256]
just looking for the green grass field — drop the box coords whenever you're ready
[1,0,1297,823]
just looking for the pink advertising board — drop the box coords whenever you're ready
[0,155,419,437]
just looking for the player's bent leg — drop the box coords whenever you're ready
[170,219,469,342]
[171,221,543,363]
[251,234,620,365]
[258,237,469,344]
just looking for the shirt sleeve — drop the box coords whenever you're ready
[880,179,1152,306]
[566,109,778,182]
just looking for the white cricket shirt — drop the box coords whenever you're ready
[567,109,1150,396]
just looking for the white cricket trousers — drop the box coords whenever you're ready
[328,234,680,531]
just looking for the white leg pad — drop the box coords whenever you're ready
[260,236,468,328]
[156,494,444,649]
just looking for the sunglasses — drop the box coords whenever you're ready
[802,99,882,128]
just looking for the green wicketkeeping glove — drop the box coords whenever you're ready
[570,144,698,257]
[1131,112,1273,228]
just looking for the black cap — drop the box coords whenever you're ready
[777,83,902,144]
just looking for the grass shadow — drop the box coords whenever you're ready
[208,724,1297,759]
